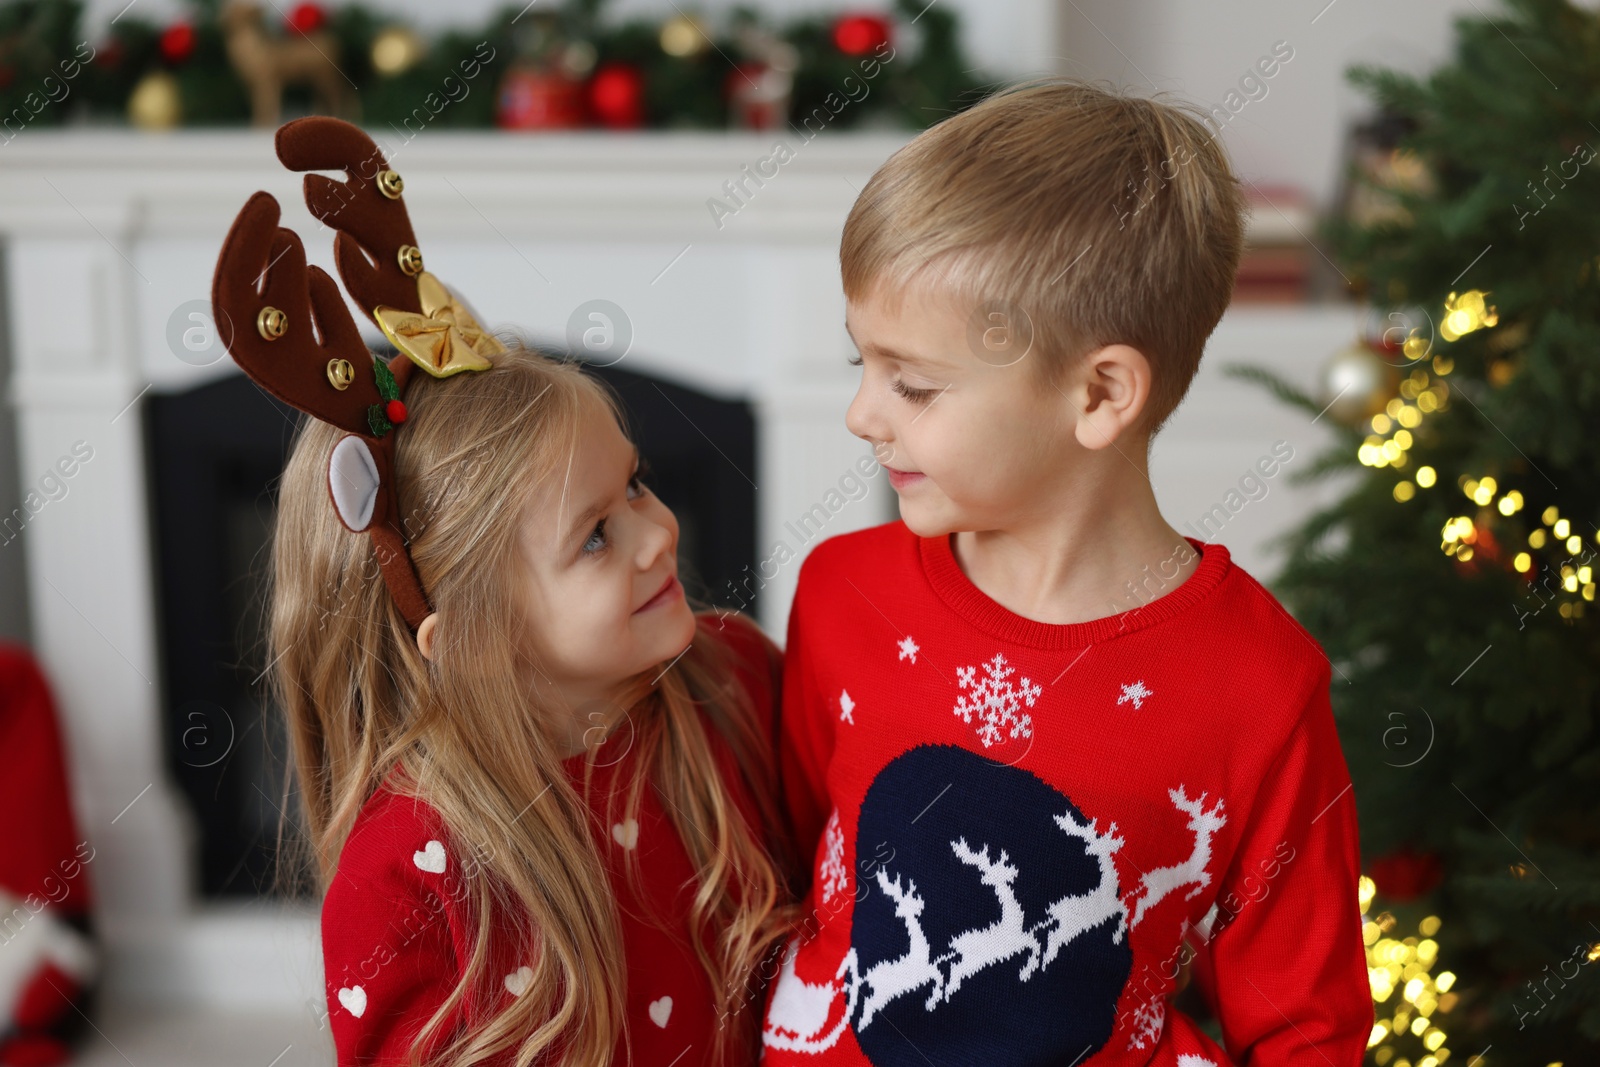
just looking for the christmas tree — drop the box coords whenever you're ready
[1237,0,1600,1062]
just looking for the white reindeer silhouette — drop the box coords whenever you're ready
[1127,786,1227,927]
[856,869,946,1030]
[935,838,1042,999]
[1031,809,1130,968]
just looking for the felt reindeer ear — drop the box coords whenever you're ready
[328,434,381,532]
[210,117,497,633]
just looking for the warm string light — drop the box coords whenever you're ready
[1360,875,1460,1067]
[1360,366,1449,474]
[1366,291,1594,616]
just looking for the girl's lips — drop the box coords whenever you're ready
[636,573,682,613]
[885,465,925,489]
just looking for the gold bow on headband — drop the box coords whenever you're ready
[374,272,507,378]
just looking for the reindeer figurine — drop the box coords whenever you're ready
[222,2,351,128]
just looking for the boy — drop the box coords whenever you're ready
[759,80,1372,1066]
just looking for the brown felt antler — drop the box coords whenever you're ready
[211,132,442,634]
[274,117,424,319]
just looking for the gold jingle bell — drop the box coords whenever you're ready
[397,244,424,276]
[257,306,288,340]
[376,169,404,200]
[326,357,356,390]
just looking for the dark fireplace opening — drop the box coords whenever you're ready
[145,351,757,899]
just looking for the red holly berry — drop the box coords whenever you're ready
[385,399,408,425]
[159,22,196,65]
[285,3,328,35]
[832,14,891,56]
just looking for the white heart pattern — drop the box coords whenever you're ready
[412,839,446,874]
[504,966,533,997]
[611,819,639,850]
[648,995,672,1028]
[337,985,367,1018]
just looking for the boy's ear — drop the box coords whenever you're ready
[416,612,439,661]
[1066,343,1153,450]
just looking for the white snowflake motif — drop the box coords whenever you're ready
[952,654,1039,748]
[1117,680,1154,710]
[897,635,920,664]
[1126,994,1166,1051]
[818,810,849,905]
[839,690,855,725]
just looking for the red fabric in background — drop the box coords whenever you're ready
[0,645,91,916]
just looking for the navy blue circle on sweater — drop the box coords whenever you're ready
[849,744,1131,1066]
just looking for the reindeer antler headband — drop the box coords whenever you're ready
[212,117,504,633]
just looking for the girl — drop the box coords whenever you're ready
[273,345,799,1066]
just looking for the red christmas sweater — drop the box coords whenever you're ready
[320,612,783,1066]
[760,522,1371,1067]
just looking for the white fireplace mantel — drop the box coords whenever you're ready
[0,129,1355,1013]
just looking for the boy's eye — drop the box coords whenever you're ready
[891,376,939,404]
[847,353,863,367]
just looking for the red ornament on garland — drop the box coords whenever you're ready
[588,62,645,129]
[497,67,586,129]
[158,22,196,65]
[832,13,891,56]
[94,38,123,69]
[1369,845,1444,902]
[285,2,329,35]
[385,399,408,425]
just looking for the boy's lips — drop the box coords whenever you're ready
[635,572,682,614]
[884,464,925,489]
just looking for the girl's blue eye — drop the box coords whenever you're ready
[582,519,607,555]
[627,456,652,500]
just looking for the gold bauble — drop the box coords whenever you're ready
[128,71,182,130]
[1320,341,1400,425]
[660,14,711,58]
[371,26,425,76]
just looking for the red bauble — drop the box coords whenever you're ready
[588,63,645,129]
[1369,846,1444,902]
[385,399,408,425]
[497,68,586,130]
[285,2,328,35]
[832,13,892,56]
[159,22,196,65]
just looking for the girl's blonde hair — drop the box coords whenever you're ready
[269,343,798,1065]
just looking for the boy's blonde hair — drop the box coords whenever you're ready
[841,77,1248,435]
[270,345,798,1066]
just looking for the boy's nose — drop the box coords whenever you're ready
[845,380,887,448]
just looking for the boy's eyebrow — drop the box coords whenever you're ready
[844,322,942,369]
[562,446,640,551]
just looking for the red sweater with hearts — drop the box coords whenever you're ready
[759,521,1371,1067]
[319,612,783,1066]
